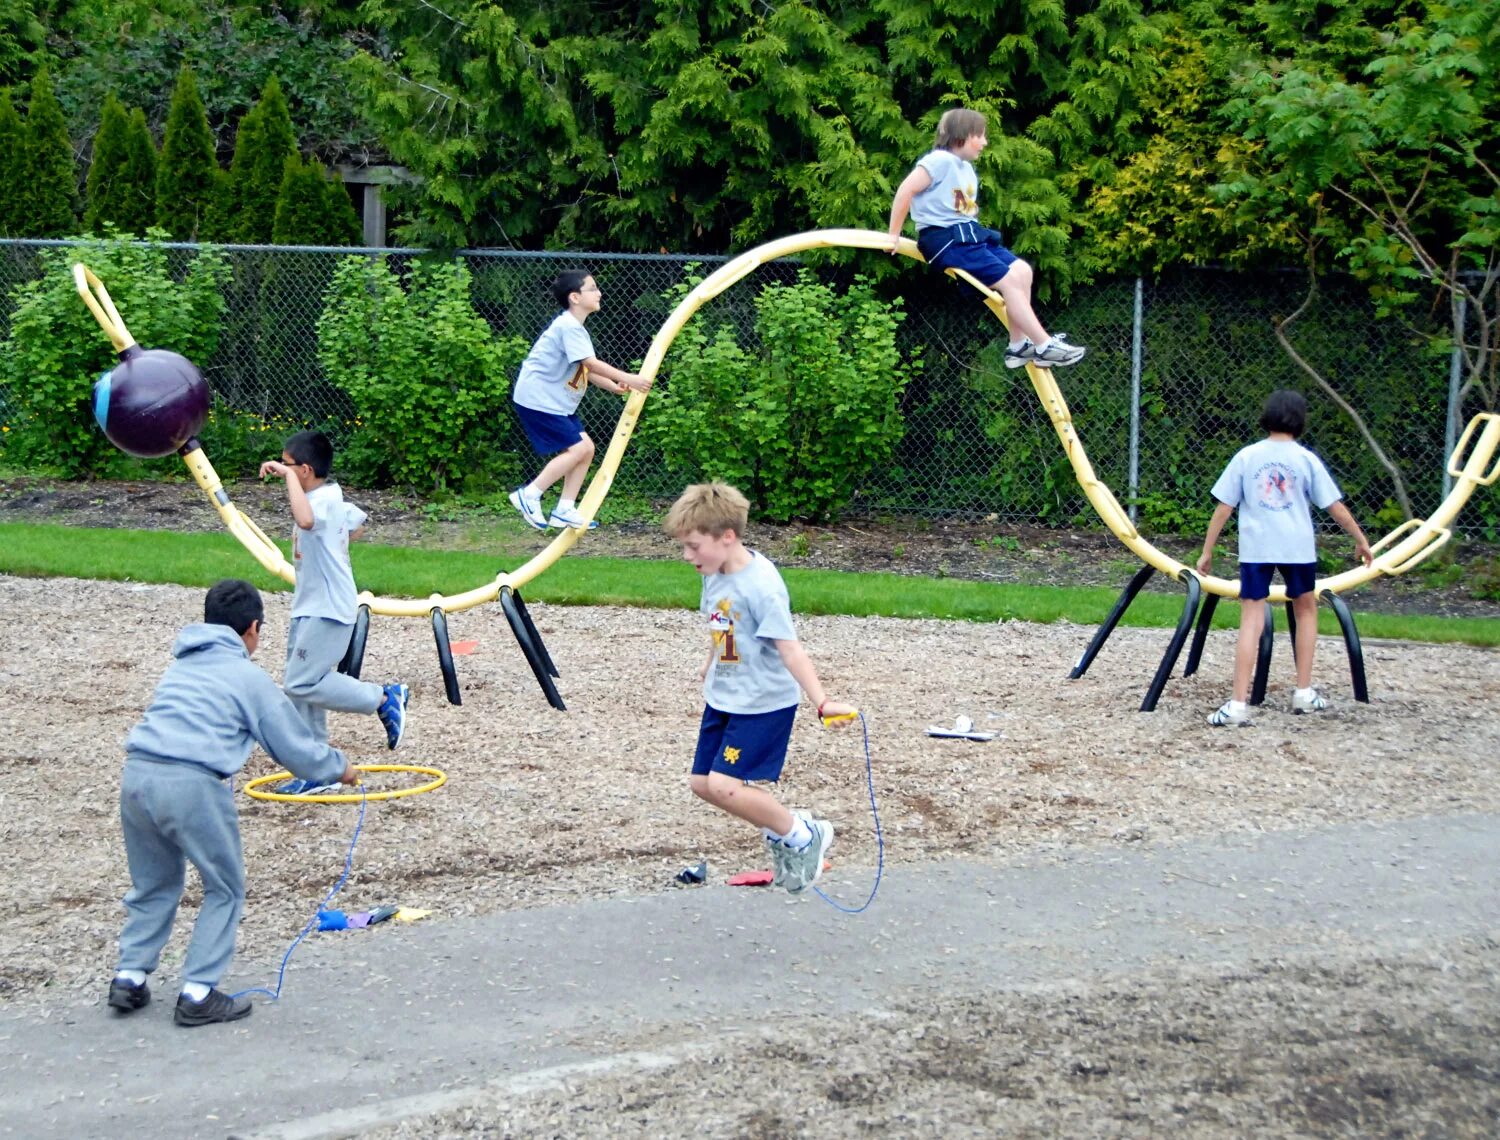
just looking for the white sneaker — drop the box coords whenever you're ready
[508,488,546,530]
[1207,701,1251,727]
[1291,689,1329,714]
[1004,339,1037,369]
[769,809,812,889]
[783,818,834,895]
[1031,334,1087,368]
[547,504,599,530]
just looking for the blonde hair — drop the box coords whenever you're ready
[663,482,750,539]
[935,108,987,149]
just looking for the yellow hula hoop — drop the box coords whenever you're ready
[244,763,447,803]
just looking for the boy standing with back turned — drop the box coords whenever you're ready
[1196,390,1373,726]
[887,106,1086,371]
[665,483,856,894]
[108,579,357,1026]
[259,431,408,791]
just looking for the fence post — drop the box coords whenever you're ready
[1128,276,1144,522]
[1443,296,1466,497]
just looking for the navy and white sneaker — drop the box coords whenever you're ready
[1031,334,1087,368]
[508,488,547,530]
[273,777,342,796]
[377,682,409,750]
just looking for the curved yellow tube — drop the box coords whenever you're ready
[76,235,1500,614]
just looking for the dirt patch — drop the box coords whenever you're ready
[2,475,1498,619]
[1,574,1498,1012]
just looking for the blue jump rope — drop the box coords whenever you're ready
[231,785,368,1002]
[237,710,881,1000]
[811,710,884,914]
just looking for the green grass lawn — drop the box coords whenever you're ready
[1,521,1496,646]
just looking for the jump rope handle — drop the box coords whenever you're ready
[819,705,860,728]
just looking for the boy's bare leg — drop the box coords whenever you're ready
[559,434,596,501]
[1291,591,1320,689]
[1231,599,1267,703]
[991,260,1048,344]
[528,437,594,499]
[692,773,794,835]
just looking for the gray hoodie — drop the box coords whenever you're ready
[126,623,348,783]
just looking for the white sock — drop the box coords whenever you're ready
[1008,340,1027,352]
[557,498,576,512]
[1294,687,1315,700]
[115,969,146,986]
[181,981,211,1003]
[1035,337,1053,351]
[780,817,813,850]
[522,484,543,502]
[1226,700,1247,715]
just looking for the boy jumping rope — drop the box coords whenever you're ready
[259,431,408,790]
[109,579,358,1026]
[888,106,1086,370]
[1196,390,1373,726]
[509,270,652,531]
[664,483,856,894]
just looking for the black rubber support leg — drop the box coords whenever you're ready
[1140,571,1202,712]
[501,586,566,711]
[1070,564,1156,680]
[1182,592,1220,677]
[1321,589,1369,703]
[338,604,370,679]
[1249,604,1274,706]
[509,589,559,679]
[431,608,462,706]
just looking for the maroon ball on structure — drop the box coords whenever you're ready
[91,346,210,459]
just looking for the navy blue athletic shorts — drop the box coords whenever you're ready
[1239,561,1316,601]
[513,402,584,455]
[916,222,1018,286]
[692,704,798,782]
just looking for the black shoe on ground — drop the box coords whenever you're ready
[174,988,252,1027]
[107,977,150,1013]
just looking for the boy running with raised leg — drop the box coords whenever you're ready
[665,483,856,893]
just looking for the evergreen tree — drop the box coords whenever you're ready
[0,88,24,236]
[83,92,131,233]
[21,67,78,237]
[155,65,219,240]
[117,108,158,235]
[272,153,361,245]
[215,74,296,243]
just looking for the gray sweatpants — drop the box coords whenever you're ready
[117,757,244,987]
[284,615,383,746]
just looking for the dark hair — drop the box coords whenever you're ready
[551,269,593,309]
[204,579,264,634]
[1259,389,1307,437]
[285,429,334,477]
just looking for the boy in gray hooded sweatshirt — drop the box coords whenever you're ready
[108,579,357,1027]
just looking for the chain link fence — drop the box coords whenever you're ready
[1,238,1493,538]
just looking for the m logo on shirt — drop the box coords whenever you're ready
[566,361,589,392]
[1254,462,1298,512]
[708,600,739,663]
[952,185,978,217]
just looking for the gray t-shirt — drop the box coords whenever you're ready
[291,482,367,623]
[1210,437,1342,564]
[910,148,981,231]
[513,310,595,415]
[700,551,802,714]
